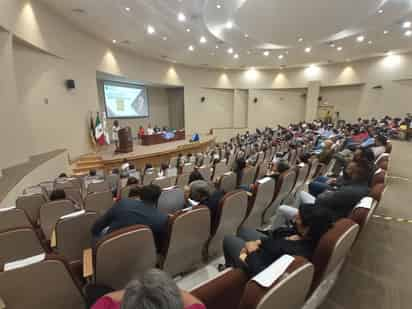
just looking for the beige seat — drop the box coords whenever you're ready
[16,193,47,226]
[218,172,237,193]
[160,206,211,276]
[213,161,230,181]
[0,255,86,308]
[292,163,309,194]
[262,169,297,223]
[238,257,314,309]
[206,190,249,258]
[306,157,320,182]
[176,173,190,187]
[240,166,258,187]
[152,176,177,188]
[241,178,276,229]
[182,163,194,175]
[39,200,78,241]
[288,148,297,166]
[256,162,270,180]
[119,184,138,199]
[94,225,157,289]
[87,180,110,194]
[348,197,377,238]
[54,212,99,266]
[0,228,45,267]
[143,172,156,185]
[84,190,114,216]
[0,208,32,233]
[198,165,213,181]
[158,187,185,214]
[64,187,84,208]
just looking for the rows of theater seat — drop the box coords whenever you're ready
[0,133,391,308]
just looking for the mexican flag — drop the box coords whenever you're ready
[95,113,106,145]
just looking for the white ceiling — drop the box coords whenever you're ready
[40,0,412,69]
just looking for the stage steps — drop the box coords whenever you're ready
[72,154,104,176]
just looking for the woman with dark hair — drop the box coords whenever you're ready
[223,206,334,277]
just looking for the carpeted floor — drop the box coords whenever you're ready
[319,140,412,309]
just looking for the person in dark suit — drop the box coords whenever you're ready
[91,184,167,250]
[223,206,334,277]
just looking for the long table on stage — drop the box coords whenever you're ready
[141,130,186,145]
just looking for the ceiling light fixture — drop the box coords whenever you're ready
[125,7,131,12]
[368,40,373,44]
[200,36,207,43]
[278,54,284,59]
[188,45,195,51]
[112,39,117,44]
[403,21,411,28]
[163,36,168,41]
[330,43,336,48]
[244,33,249,38]
[227,48,234,54]
[305,47,311,53]
[337,46,343,51]
[178,12,187,22]
[356,35,365,42]
[378,9,384,14]
[405,30,412,36]
[147,25,155,35]
[387,51,394,56]
[186,28,191,32]
[383,30,389,34]
[263,51,270,56]
[216,4,221,9]
[298,37,304,42]
[226,21,234,29]
[234,53,239,59]
[215,45,219,49]
[247,50,251,55]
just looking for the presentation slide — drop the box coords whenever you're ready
[103,82,149,118]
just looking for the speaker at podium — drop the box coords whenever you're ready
[116,127,133,153]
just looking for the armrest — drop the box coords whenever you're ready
[83,248,94,278]
[50,230,57,248]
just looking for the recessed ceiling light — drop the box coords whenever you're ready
[216,4,221,9]
[405,30,412,37]
[263,51,270,56]
[227,48,234,54]
[298,37,304,42]
[383,30,389,34]
[215,45,219,49]
[387,51,394,56]
[234,53,239,59]
[112,39,117,44]
[356,35,365,42]
[305,47,311,53]
[247,50,251,55]
[162,36,168,41]
[178,12,186,22]
[403,21,411,28]
[226,21,234,29]
[329,42,336,48]
[188,45,195,51]
[378,9,384,14]
[244,33,249,38]
[186,28,191,33]
[337,46,343,51]
[147,25,155,34]
[125,7,131,12]
[278,54,284,59]
[200,36,207,43]
[368,40,373,44]
[285,50,289,54]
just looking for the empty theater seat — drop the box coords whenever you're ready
[0,207,33,233]
[84,190,114,215]
[158,187,185,214]
[205,190,248,258]
[39,200,78,241]
[0,255,86,308]
[213,161,230,181]
[176,173,190,187]
[152,176,177,188]
[92,225,157,289]
[218,172,237,193]
[0,228,45,267]
[87,180,110,194]
[262,169,297,223]
[240,166,258,187]
[241,177,276,229]
[16,193,47,226]
[198,165,212,181]
[160,206,211,276]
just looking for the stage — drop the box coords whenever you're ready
[96,135,215,172]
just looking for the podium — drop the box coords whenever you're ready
[117,127,133,153]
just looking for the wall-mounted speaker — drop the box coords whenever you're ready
[200,96,206,103]
[65,79,76,90]
[253,97,258,103]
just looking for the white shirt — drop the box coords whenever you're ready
[147,128,154,135]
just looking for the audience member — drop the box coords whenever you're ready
[370,134,387,158]
[188,169,204,184]
[112,120,120,149]
[265,159,290,182]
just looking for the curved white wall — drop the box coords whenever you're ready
[1,0,412,171]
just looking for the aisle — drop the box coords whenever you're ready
[320,140,412,309]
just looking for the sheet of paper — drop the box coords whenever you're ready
[252,255,295,288]
[4,253,46,272]
[355,197,373,209]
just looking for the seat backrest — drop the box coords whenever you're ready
[239,257,314,309]
[349,197,377,235]
[311,219,359,291]
[242,178,275,229]
[370,168,386,187]
[64,187,84,208]
[207,190,248,258]
[198,165,212,181]
[84,190,114,216]
[256,162,270,181]
[55,212,99,264]
[191,268,249,309]
[369,183,386,202]
[213,161,230,181]
[218,172,237,193]
[0,228,44,267]
[0,208,32,233]
[87,180,110,194]
[106,174,120,191]
[169,157,179,168]
[288,149,297,166]
[306,158,319,181]
[119,184,137,199]
[39,200,78,240]
[240,166,258,187]
[0,255,86,309]
[16,193,46,225]
[375,153,390,170]
[182,163,194,175]
[152,176,177,189]
[324,158,337,176]
[176,173,190,187]
[161,206,211,276]
[95,225,157,289]
[158,187,185,214]
[294,163,309,192]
